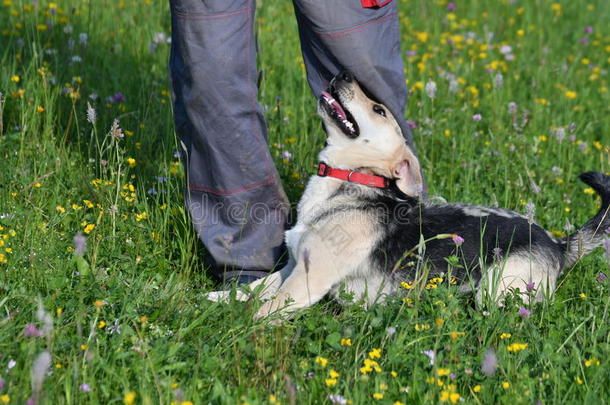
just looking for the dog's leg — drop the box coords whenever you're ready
[477,252,559,305]
[254,241,369,319]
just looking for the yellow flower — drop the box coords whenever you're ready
[0,394,10,404]
[37,106,45,112]
[380,383,388,390]
[83,223,95,234]
[372,393,384,400]
[10,75,19,82]
[98,320,106,329]
[394,402,405,405]
[400,281,414,289]
[584,358,600,367]
[123,391,136,405]
[0,254,7,264]
[579,292,587,299]
[329,369,340,379]
[450,331,464,340]
[473,385,481,393]
[314,356,328,367]
[507,343,528,352]
[502,381,510,389]
[80,344,88,350]
[564,90,577,99]
[56,308,63,315]
[36,24,47,31]
[551,3,562,15]
[83,200,94,208]
[268,395,278,405]
[391,371,398,377]
[369,348,382,359]
[500,333,512,339]
[340,338,352,346]
[437,368,451,377]
[435,318,445,327]
[575,376,583,385]
[181,402,193,405]
[325,378,337,387]
[135,212,148,222]
[127,158,137,168]
[94,300,106,308]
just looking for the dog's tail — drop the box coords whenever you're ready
[560,171,610,269]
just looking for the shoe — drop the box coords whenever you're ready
[221,270,269,287]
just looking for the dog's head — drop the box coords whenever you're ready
[317,72,423,197]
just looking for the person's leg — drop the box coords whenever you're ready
[292,0,419,158]
[169,0,289,280]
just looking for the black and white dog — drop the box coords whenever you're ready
[207,72,610,320]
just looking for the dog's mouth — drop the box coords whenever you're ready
[319,89,359,138]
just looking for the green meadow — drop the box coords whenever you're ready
[0,0,609,404]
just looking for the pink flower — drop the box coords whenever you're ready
[526,282,535,292]
[472,114,482,121]
[597,273,607,283]
[79,383,91,392]
[23,323,41,338]
[518,307,531,317]
[452,234,464,245]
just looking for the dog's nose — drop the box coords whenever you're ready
[339,71,353,83]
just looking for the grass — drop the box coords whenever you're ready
[0,0,609,404]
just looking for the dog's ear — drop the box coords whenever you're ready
[393,159,423,197]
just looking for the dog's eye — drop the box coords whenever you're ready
[373,105,386,117]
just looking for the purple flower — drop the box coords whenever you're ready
[406,50,417,57]
[597,273,607,283]
[7,359,16,370]
[481,349,497,376]
[580,37,590,45]
[493,247,503,261]
[73,233,87,256]
[472,114,482,121]
[452,234,464,245]
[147,188,158,195]
[0,376,4,390]
[281,151,292,161]
[526,282,535,292]
[156,176,168,183]
[26,397,35,405]
[500,45,512,55]
[584,26,593,34]
[406,120,418,130]
[112,92,125,103]
[449,372,456,380]
[422,350,436,365]
[23,323,41,338]
[328,394,347,405]
[518,307,531,318]
[446,2,456,11]
[79,383,91,392]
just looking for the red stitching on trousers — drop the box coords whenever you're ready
[317,13,395,39]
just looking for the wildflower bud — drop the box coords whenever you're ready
[425,80,437,99]
[481,349,497,376]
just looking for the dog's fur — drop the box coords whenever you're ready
[206,73,610,320]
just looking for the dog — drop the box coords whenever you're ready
[206,72,610,321]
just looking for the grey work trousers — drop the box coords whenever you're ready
[169,0,415,276]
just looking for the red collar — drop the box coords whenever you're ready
[317,162,389,189]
